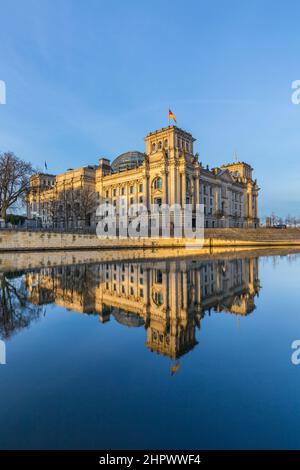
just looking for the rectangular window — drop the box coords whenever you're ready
[130,185,134,194]
[139,183,143,192]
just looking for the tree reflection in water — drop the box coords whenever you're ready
[0,272,43,340]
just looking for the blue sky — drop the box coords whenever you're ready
[0,0,299,217]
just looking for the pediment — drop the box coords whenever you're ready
[217,169,236,183]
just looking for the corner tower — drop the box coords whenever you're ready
[221,161,259,227]
[144,126,197,207]
[144,125,195,159]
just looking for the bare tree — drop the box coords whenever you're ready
[291,216,298,227]
[76,187,98,227]
[47,187,98,229]
[277,216,283,225]
[47,195,59,228]
[270,212,279,226]
[285,214,299,227]
[0,152,34,219]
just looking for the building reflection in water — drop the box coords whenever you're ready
[23,257,260,360]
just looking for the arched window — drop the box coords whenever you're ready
[164,139,168,147]
[151,142,156,152]
[158,141,162,149]
[153,177,162,190]
[153,291,164,306]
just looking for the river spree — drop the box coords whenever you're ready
[0,251,300,449]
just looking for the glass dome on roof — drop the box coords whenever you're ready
[111,151,145,172]
[112,309,145,328]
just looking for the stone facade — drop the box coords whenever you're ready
[27,125,260,230]
[27,166,97,228]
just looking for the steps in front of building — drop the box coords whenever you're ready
[205,228,300,242]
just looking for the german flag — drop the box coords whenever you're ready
[169,109,177,123]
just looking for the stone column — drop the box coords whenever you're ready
[214,187,219,213]
[194,176,200,211]
[168,164,178,206]
[181,172,186,207]
[132,181,137,225]
[254,192,258,219]
[145,175,150,210]
[163,171,168,204]
[247,186,253,220]
[194,176,200,206]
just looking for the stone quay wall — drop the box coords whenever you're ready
[0,228,300,252]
